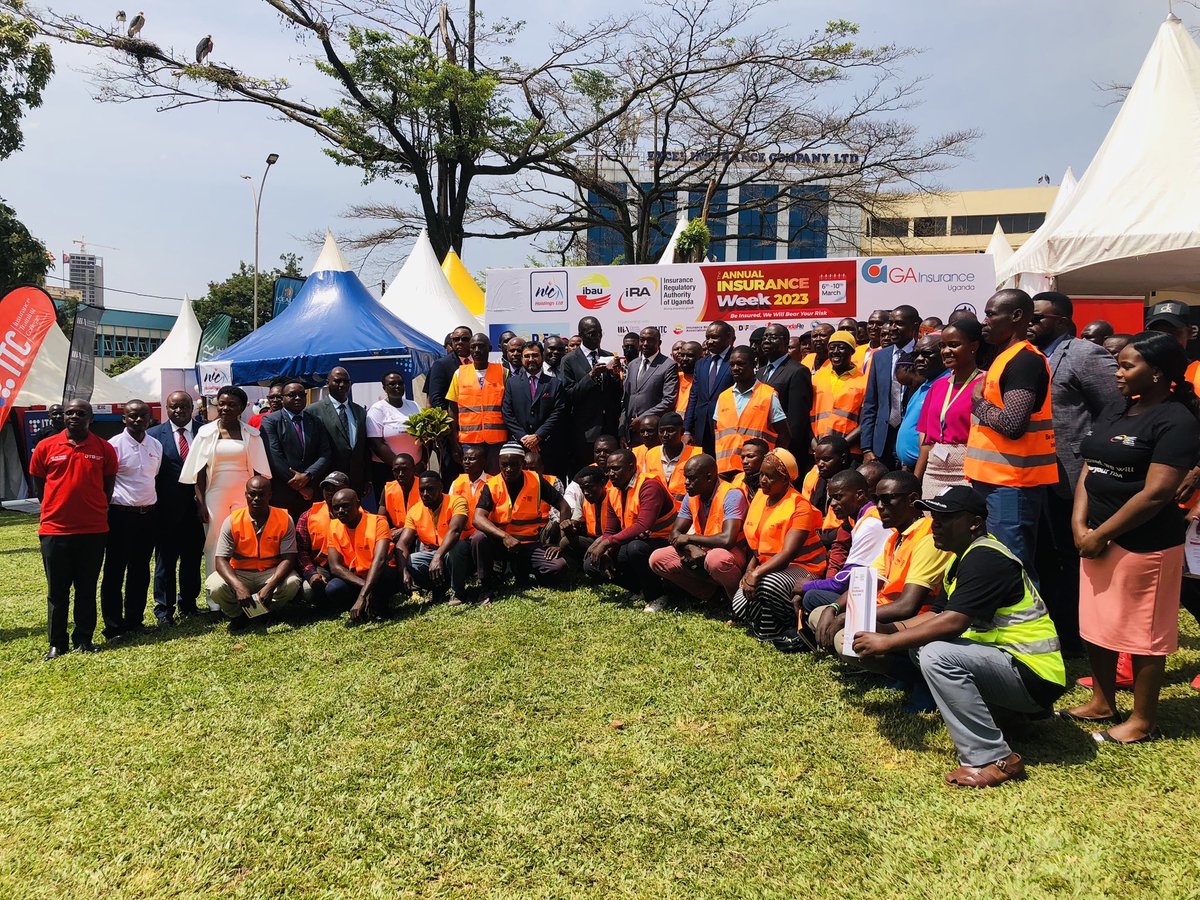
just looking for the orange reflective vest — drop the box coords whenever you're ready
[632,445,649,471]
[811,364,867,438]
[743,487,826,574]
[383,478,421,529]
[228,506,290,571]
[878,516,936,604]
[580,498,602,538]
[606,472,678,539]
[307,501,332,566]
[408,496,462,549]
[801,465,842,530]
[676,372,693,414]
[644,443,700,503]
[965,341,1057,487]
[451,473,487,536]
[454,363,507,444]
[538,473,560,521]
[686,480,735,537]
[485,470,547,540]
[714,382,779,475]
[329,511,393,574]
[1188,359,1200,393]
[801,353,830,374]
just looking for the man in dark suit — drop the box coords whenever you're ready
[860,305,920,467]
[261,380,333,520]
[683,320,735,454]
[621,326,678,438]
[502,341,566,472]
[560,315,623,471]
[149,391,205,625]
[309,366,370,498]
[426,326,474,410]
[758,323,815,469]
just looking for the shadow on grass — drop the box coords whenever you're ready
[0,625,45,643]
[0,546,39,556]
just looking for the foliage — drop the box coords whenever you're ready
[403,405,451,443]
[193,253,304,344]
[103,354,140,376]
[0,195,49,289]
[674,219,711,263]
[0,6,53,161]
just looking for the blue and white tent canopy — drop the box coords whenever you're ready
[202,232,443,386]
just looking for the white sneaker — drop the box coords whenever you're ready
[643,596,668,613]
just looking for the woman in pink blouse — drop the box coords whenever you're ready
[915,319,985,498]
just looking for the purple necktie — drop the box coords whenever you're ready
[293,414,305,451]
[530,374,538,399]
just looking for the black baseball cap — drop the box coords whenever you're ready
[915,485,987,516]
[320,471,351,489]
[1147,300,1189,330]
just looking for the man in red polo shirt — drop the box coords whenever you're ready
[29,399,118,659]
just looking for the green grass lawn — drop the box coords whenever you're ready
[0,509,1198,898]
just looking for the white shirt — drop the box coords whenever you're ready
[329,397,358,446]
[844,508,890,570]
[109,429,162,506]
[889,339,916,427]
[563,480,585,520]
[366,398,423,463]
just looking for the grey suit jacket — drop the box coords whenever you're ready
[621,352,678,431]
[1047,336,1123,496]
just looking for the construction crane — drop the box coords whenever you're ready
[71,237,121,254]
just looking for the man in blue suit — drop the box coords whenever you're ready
[683,321,735,454]
[860,305,921,468]
[149,391,205,625]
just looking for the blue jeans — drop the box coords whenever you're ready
[972,483,1043,580]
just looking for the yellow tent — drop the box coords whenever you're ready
[441,250,485,317]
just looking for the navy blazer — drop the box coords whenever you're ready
[860,344,901,459]
[260,408,332,513]
[683,351,733,449]
[148,419,201,519]
[426,352,462,410]
[502,371,566,444]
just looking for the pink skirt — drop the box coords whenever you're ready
[1079,543,1183,656]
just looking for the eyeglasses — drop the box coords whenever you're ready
[913,349,938,358]
[875,492,909,505]
[1030,313,1065,325]
[284,391,306,398]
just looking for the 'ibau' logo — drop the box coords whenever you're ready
[861,258,887,284]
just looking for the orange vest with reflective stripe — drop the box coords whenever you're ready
[485,470,547,540]
[743,487,826,574]
[877,516,936,604]
[632,445,649,471]
[965,341,1057,487]
[307,501,332,566]
[606,472,678,540]
[686,480,734,537]
[714,382,779,475]
[451,473,486,536]
[408,496,461,549]
[538,474,560,521]
[329,511,393,573]
[675,372,693,413]
[801,465,841,529]
[812,365,867,438]
[644,444,700,503]
[455,363,507,444]
[229,506,290,571]
[383,478,421,529]
[580,498,602,538]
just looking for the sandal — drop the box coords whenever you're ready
[1055,709,1122,725]
[1093,728,1162,745]
[944,753,1026,788]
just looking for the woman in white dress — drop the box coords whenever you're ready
[366,369,424,499]
[179,386,272,585]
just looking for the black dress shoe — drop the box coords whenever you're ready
[156,615,176,628]
[179,604,204,618]
[227,615,253,634]
[75,642,100,654]
[43,646,68,661]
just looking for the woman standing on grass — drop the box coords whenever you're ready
[915,319,984,498]
[1061,332,1200,744]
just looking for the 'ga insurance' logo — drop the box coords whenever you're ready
[576,273,612,310]
[618,275,658,313]
[861,258,888,284]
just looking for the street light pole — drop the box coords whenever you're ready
[242,152,279,332]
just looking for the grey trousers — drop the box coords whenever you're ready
[914,638,1044,767]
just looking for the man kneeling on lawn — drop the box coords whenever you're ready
[395,471,471,606]
[207,476,303,632]
[852,486,1067,788]
[327,488,402,623]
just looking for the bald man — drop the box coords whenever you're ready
[149,390,204,625]
[206,476,303,632]
[308,366,371,496]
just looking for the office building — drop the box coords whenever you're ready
[66,252,105,308]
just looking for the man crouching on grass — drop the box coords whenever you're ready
[207,476,303,633]
[327,488,401,624]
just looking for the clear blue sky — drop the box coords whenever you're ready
[1,0,1174,315]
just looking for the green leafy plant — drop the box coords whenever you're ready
[674,219,711,263]
[404,406,451,444]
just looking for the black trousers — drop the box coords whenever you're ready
[101,506,159,635]
[583,537,668,598]
[324,567,404,613]
[153,511,204,618]
[41,533,107,650]
[1035,486,1082,652]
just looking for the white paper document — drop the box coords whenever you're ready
[243,592,271,618]
[842,566,879,658]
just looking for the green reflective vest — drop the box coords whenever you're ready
[946,535,1066,686]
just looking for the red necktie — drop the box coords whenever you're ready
[177,427,189,462]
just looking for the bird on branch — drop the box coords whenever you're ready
[116,10,126,24]
[196,34,214,64]
[127,11,145,38]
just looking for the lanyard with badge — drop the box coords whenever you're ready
[938,369,981,439]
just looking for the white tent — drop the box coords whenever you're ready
[113,297,202,403]
[998,15,1200,293]
[658,216,689,263]
[15,320,128,407]
[987,223,1016,289]
[380,230,482,342]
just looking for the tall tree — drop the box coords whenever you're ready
[20,0,973,266]
[193,254,304,344]
[0,196,50,288]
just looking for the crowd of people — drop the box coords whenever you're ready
[26,289,1200,790]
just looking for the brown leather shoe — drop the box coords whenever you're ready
[943,753,1026,788]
